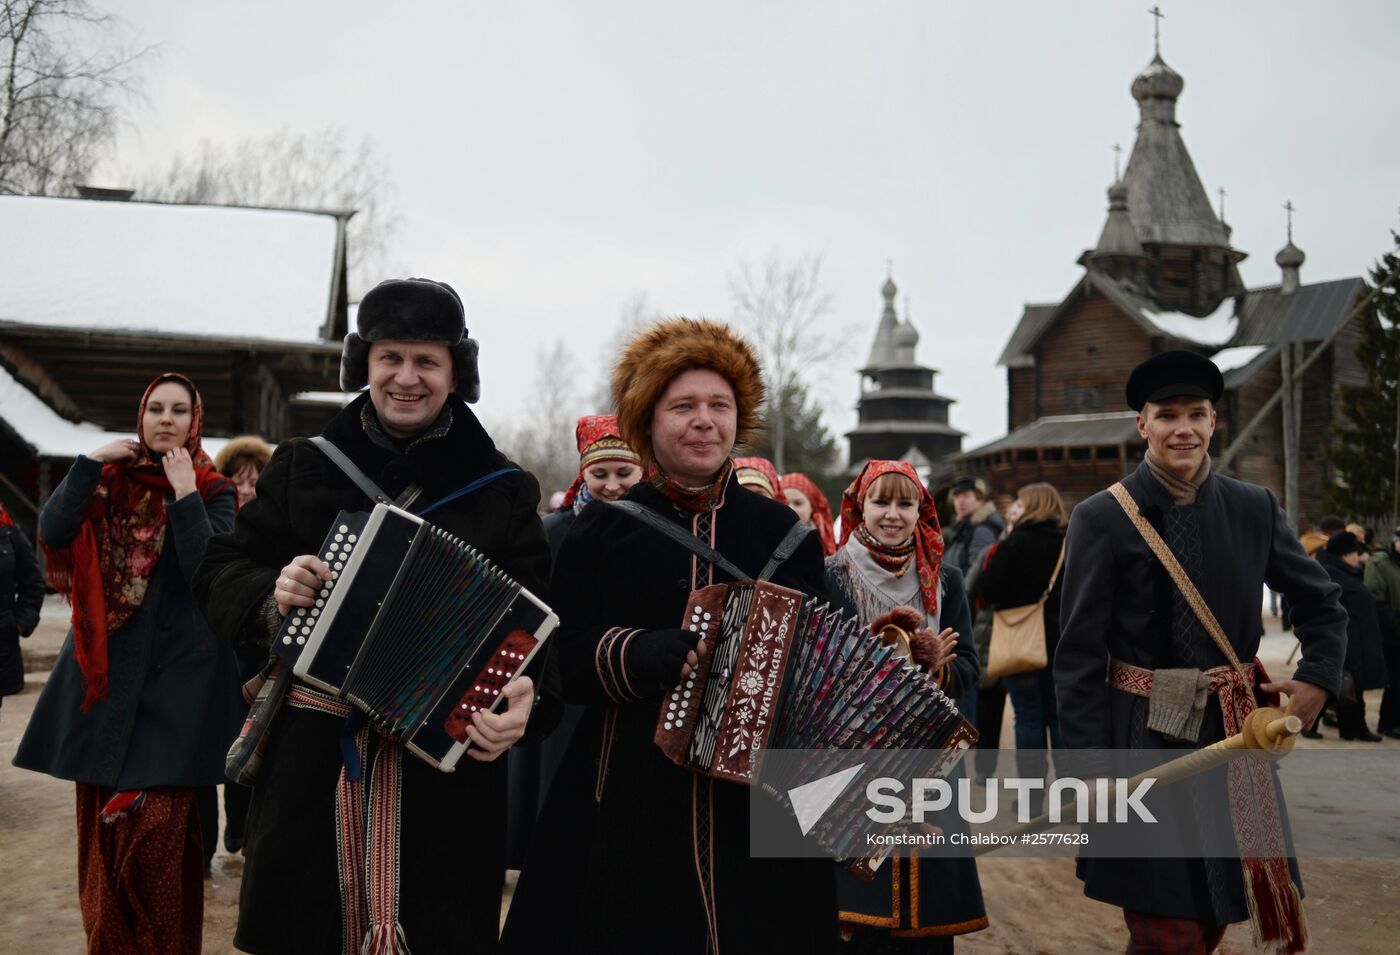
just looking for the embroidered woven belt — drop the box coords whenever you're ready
[1107,658,1254,698]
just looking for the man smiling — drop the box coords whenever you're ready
[503,318,836,954]
[1055,350,1346,954]
[195,277,556,954]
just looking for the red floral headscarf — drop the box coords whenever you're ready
[778,472,836,556]
[0,501,13,529]
[839,460,944,617]
[733,456,780,499]
[41,373,233,710]
[559,414,642,510]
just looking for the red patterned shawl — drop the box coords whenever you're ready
[40,373,232,710]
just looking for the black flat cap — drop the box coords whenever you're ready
[1125,350,1224,411]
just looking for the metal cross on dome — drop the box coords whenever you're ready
[1113,143,1123,180]
[1284,200,1296,241]
[1148,5,1165,55]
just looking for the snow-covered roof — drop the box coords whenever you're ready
[0,196,340,343]
[1211,344,1268,373]
[1141,297,1238,347]
[0,365,227,459]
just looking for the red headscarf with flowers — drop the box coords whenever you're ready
[559,414,642,510]
[40,373,232,710]
[779,472,836,556]
[839,460,944,618]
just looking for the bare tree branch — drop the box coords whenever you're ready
[137,127,402,298]
[728,249,837,472]
[494,340,586,506]
[0,0,149,196]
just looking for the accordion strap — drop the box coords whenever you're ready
[611,501,748,581]
[758,520,813,583]
[611,500,809,583]
[311,436,422,510]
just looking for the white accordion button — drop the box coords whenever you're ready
[663,721,673,731]
[315,599,324,608]
[296,635,305,645]
[338,524,349,533]
[282,635,292,645]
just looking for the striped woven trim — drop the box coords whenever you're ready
[1108,658,1251,699]
[595,627,646,703]
[288,684,352,718]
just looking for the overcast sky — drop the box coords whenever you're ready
[101,0,1399,457]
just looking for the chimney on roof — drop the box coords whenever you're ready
[75,185,135,201]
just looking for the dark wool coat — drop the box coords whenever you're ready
[972,518,1066,659]
[1318,551,1390,692]
[193,394,556,955]
[14,456,243,788]
[1055,462,1346,923]
[0,521,45,698]
[502,476,839,955]
[506,503,582,868]
[540,506,575,571]
[824,560,988,941]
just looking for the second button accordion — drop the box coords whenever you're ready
[271,502,557,772]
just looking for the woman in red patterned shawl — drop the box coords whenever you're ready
[779,471,837,556]
[823,460,988,952]
[15,373,242,955]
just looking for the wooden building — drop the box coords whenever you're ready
[845,273,964,473]
[958,46,1366,521]
[0,194,351,532]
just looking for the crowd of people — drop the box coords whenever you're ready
[0,277,1380,954]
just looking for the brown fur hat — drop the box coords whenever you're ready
[214,434,274,476]
[611,318,764,465]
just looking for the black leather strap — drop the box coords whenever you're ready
[611,501,810,584]
[310,436,422,510]
[759,521,813,582]
[611,501,748,581]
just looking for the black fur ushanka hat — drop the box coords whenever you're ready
[340,277,481,402]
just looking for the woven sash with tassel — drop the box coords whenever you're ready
[1109,483,1307,955]
[288,685,412,955]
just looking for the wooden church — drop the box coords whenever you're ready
[957,39,1367,523]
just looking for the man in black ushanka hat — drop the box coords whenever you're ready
[1055,350,1347,954]
[196,278,557,954]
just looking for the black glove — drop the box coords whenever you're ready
[625,628,702,695]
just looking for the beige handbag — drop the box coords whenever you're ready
[986,542,1066,678]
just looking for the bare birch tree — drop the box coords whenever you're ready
[729,250,836,472]
[138,127,401,297]
[589,290,662,410]
[0,0,148,195]
[495,339,583,507]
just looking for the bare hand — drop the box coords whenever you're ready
[274,554,334,616]
[911,627,958,673]
[466,676,536,761]
[1259,678,1328,730]
[161,447,197,498]
[89,438,139,464]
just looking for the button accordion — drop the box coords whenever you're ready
[654,580,975,869]
[271,502,557,771]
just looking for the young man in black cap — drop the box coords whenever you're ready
[195,278,557,954]
[1055,350,1347,954]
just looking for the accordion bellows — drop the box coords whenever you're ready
[655,581,976,784]
[274,503,557,771]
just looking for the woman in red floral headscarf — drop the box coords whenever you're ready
[778,471,836,556]
[824,459,988,951]
[14,373,243,955]
[543,414,643,565]
[732,455,780,499]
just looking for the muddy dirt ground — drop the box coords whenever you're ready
[3,597,1396,953]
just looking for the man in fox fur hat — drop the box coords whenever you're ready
[503,318,837,954]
